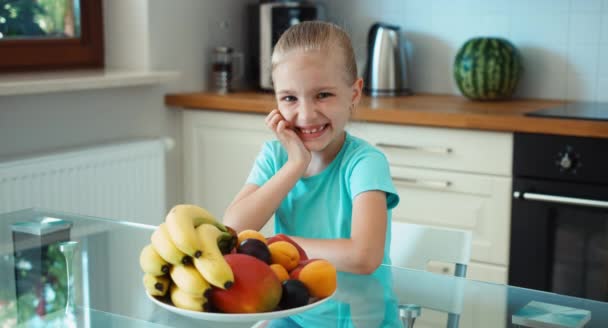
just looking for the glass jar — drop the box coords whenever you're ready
[211,47,232,94]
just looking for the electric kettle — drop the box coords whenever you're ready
[364,23,411,96]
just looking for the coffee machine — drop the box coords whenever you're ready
[253,1,324,91]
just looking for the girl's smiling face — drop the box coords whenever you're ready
[272,49,362,155]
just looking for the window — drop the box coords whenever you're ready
[0,0,103,72]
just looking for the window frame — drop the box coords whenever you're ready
[0,0,104,72]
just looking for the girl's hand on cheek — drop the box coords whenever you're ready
[265,109,311,170]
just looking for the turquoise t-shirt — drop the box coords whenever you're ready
[246,132,400,267]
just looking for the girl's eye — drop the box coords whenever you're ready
[281,95,297,102]
[317,92,333,99]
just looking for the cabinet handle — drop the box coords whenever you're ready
[376,143,453,155]
[393,176,452,189]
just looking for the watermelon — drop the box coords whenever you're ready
[454,37,522,101]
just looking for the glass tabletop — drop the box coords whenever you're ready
[1,208,607,328]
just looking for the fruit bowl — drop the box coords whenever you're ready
[146,290,335,322]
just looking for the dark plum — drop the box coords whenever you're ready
[279,279,310,309]
[237,238,271,264]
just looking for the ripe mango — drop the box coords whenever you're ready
[210,254,282,313]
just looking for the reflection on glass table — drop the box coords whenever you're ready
[1,208,608,328]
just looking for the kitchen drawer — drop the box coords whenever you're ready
[391,166,512,266]
[467,261,508,284]
[349,122,513,176]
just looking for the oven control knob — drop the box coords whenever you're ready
[560,153,573,169]
[556,150,580,173]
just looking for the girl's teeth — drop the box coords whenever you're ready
[301,125,325,134]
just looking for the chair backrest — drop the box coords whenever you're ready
[390,221,472,276]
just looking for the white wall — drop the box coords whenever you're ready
[148,0,257,92]
[0,0,256,224]
[324,0,608,101]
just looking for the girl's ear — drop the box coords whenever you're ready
[351,78,364,105]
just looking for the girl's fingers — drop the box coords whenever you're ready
[264,109,278,125]
[268,114,282,129]
[276,120,286,133]
[265,113,279,130]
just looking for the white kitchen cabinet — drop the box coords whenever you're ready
[183,110,274,235]
[349,122,513,284]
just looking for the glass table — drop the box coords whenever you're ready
[1,208,607,328]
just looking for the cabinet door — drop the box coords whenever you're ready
[183,111,274,235]
[390,165,512,266]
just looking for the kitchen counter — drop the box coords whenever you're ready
[165,91,608,138]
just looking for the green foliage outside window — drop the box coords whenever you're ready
[0,0,81,39]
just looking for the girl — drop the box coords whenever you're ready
[223,21,399,275]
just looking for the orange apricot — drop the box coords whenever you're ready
[237,229,266,246]
[269,264,289,282]
[291,259,336,298]
[268,241,300,271]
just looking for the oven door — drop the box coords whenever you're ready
[509,178,608,302]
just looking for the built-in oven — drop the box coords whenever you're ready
[509,132,608,302]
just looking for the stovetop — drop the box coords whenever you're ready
[526,102,608,121]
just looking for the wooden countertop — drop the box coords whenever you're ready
[165,91,608,138]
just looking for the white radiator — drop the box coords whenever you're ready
[0,138,172,224]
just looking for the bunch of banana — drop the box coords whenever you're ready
[143,274,170,297]
[170,264,212,298]
[139,244,170,275]
[165,204,228,258]
[193,223,234,290]
[140,204,235,312]
[151,223,191,265]
[170,284,210,312]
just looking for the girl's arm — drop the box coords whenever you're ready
[291,190,388,274]
[223,109,311,232]
[222,161,306,232]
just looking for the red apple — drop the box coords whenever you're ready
[266,234,309,261]
[210,254,282,313]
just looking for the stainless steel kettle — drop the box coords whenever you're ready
[364,23,411,96]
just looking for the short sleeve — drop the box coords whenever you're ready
[246,141,277,186]
[349,151,400,210]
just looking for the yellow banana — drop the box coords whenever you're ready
[151,223,190,265]
[193,224,234,290]
[143,274,170,297]
[139,244,170,276]
[165,204,228,259]
[170,284,209,312]
[170,264,212,298]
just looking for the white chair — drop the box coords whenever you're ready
[390,221,472,277]
[390,221,472,328]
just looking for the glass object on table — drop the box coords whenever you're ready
[512,300,591,328]
[10,216,73,324]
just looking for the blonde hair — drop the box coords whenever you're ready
[271,21,357,85]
